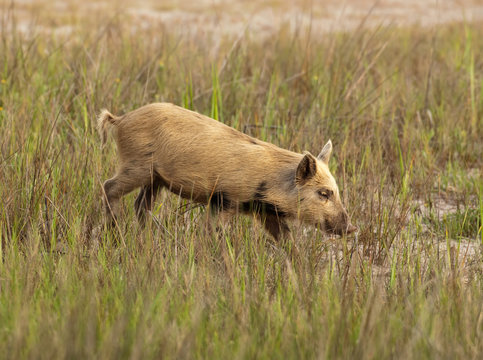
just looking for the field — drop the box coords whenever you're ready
[0,1,482,359]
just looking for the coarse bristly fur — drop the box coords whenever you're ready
[99,102,357,240]
[97,109,118,147]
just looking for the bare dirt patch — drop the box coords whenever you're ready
[4,0,483,37]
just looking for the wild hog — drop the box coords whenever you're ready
[98,103,357,240]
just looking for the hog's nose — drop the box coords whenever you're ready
[346,223,358,234]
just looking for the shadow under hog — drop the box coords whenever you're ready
[98,103,357,240]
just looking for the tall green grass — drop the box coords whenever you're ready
[0,9,482,359]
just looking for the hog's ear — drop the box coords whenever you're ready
[317,139,332,164]
[296,153,317,185]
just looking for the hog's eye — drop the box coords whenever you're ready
[317,189,333,200]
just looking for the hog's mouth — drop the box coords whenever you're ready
[322,220,357,236]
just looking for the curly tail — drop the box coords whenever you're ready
[97,109,119,147]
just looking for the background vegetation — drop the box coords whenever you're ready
[0,6,482,359]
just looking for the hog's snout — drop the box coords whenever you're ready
[345,223,358,234]
[324,209,357,236]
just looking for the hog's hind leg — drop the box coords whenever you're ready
[134,177,164,225]
[103,165,153,227]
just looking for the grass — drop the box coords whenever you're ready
[0,6,482,359]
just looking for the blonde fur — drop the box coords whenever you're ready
[97,109,118,147]
[100,103,356,239]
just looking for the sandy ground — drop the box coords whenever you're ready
[3,0,483,37]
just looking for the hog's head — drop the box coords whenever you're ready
[295,140,357,235]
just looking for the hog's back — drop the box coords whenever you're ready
[114,103,300,202]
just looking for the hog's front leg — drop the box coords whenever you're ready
[260,214,290,241]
